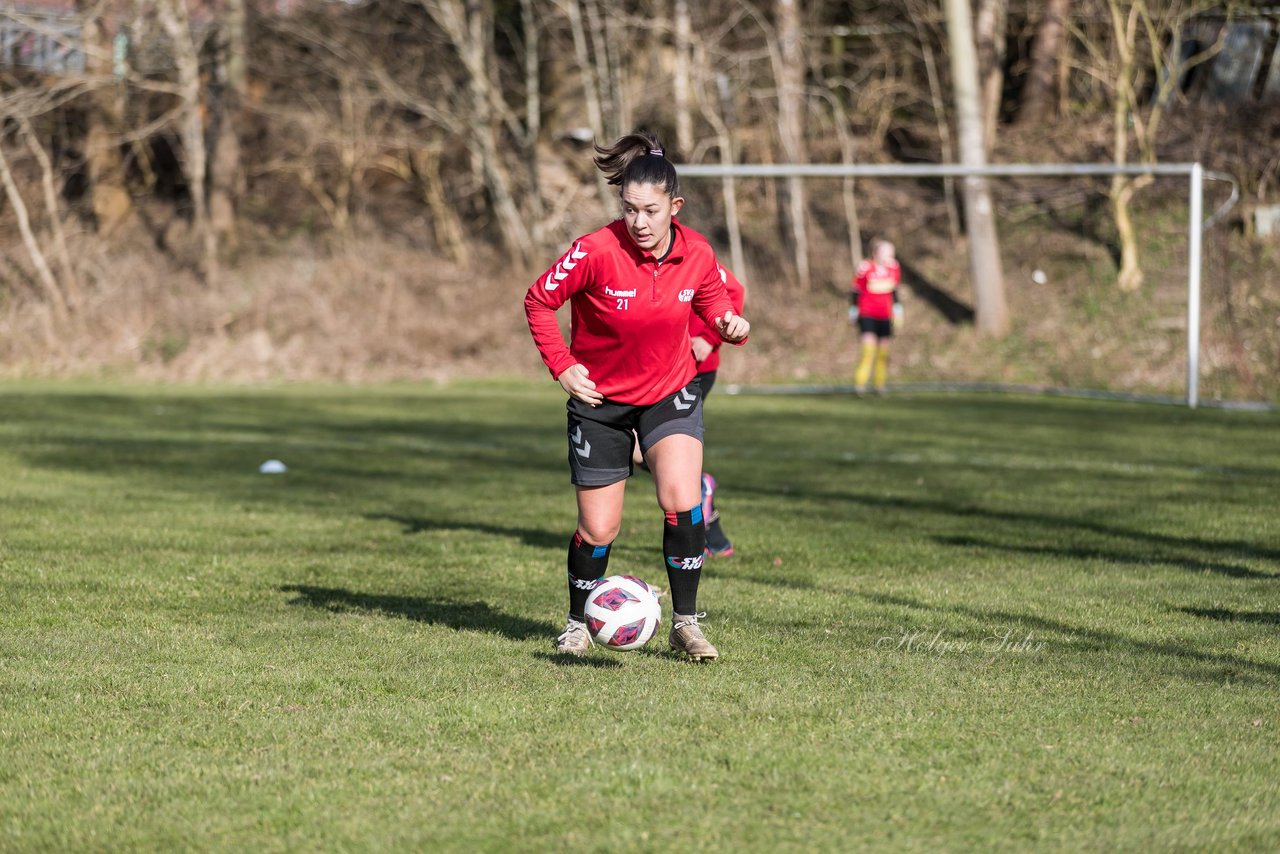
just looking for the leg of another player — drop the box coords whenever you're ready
[854,331,877,394]
[631,437,648,472]
[873,335,891,394]
[702,472,733,557]
[647,433,718,661]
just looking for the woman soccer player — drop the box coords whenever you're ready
[524,130,750,660]
[850,238,904,395]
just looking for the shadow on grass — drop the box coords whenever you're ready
[860,591,1280,682]
[3,391,564,507]
[531,651,624,669]
[365,513,565,550]
[280,584,548,641]
[934,535,1278,580]
[1178,607,1280,626]
[734,484,1280,575]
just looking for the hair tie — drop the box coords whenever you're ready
[649,148,664,157]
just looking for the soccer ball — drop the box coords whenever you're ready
[584,575,662,651]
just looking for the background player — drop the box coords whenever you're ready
[849,238,904,395]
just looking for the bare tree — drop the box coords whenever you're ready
[209,0,247,255]
[76,0,132,236]
[19,119,81,309]
[1099,0,1221,291]
[974,0,1007,156]
[419,0,532,261]
[775,0,810,289]
[0,138,68,318]
[813,87,863,274]
[1017,0,1071,126]
[157,0,218,283]
[518,0,546,252]
[945,0,1008,335]
[559,0,614,210]
[915,19,962,243]
[673,0,693,155]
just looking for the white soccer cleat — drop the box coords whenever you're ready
[669,612,719,661]
[555,617,592,657]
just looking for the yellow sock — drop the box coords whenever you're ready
[855,346,875,388]
[873,348,889,389]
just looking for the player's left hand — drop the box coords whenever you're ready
[716,310,750,343]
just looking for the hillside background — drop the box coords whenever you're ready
[1,0,1278,401]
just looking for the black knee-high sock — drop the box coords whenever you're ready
[567,532,611,621]
[706,516,732,552]
[664,507,706,615]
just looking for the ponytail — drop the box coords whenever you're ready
[593,130,679,198]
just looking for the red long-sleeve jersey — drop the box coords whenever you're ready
[852,259,901,320]
[690,265,746,374]
[525,219,741,405]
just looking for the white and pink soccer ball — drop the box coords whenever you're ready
[584,575,662,651]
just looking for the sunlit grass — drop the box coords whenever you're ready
[1,383,1277,851]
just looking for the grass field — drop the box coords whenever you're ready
[2,382,1277,851]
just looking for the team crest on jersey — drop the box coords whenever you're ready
[678,289,695,302]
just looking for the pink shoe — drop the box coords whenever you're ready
[704,544,735,559]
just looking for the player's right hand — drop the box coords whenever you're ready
[848,306,859,324]
[557,363,603,407]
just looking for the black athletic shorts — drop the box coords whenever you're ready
[566,376,705,486]
[857,316,893,338]
[697,370,717,397]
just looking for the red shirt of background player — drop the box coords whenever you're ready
[852,258,901,321]
[689,265,746,373]
[524,219,742,406]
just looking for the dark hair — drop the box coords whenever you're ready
[593,130,679,198]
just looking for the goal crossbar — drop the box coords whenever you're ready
[680,162,1230,408]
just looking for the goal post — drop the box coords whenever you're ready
[679,161,1235,409]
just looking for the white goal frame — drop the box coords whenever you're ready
[680,162,1235,409]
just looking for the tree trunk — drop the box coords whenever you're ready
[673,0,693,156]
[20,119,81,309]
[76,0,132,236]
[1107,0,1143,292]
[562,0,614,210]
[600,4,630,136]
[413,145,469,264]
[0,142,68,318]
[583,0,615,135]
[775,0,810,289]
[974,0,1007,157]
[1018,0,1071,127]
[209,0,246,255]
[421,0,532,262]
[518,0,546,252]
[918,29,961,244]
[713,72,746,279]
[157,0,218,284]
[945,0,1009,336]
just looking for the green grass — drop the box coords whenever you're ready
[2,382,1277,851]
